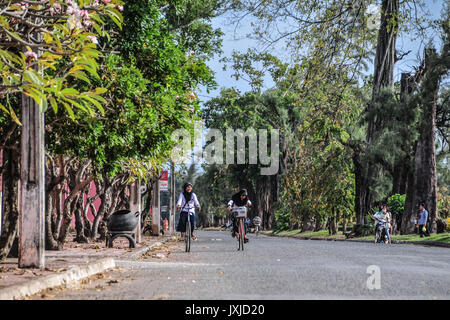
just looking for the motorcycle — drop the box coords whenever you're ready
[374,218,390,244]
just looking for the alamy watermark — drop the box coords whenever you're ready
[366,265,381,290]
[170,121,280,175]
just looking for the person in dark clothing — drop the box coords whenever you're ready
[176,182,200,241]
[227,189,252,242]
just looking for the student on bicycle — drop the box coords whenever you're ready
[176,182,200,241]
[227,189,252,243]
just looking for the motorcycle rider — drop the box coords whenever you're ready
[252,215,262,233]
[227,189,252,243]
[373,205,391,243]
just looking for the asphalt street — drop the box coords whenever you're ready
[31,230,450,300]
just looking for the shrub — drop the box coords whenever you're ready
[387,194,406,216]
[274,209,291,232]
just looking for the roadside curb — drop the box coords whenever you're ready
[0,236,176,300]
[262,232,450,248]
[0,258,115,300]
[121,236,177,260]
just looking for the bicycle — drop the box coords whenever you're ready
[233,206,247,251]
[185,212,194,252]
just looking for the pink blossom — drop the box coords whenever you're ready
[87,35,98,44]
[80,9,89,19]
[117,5,124,11]
[25,51,38,60]
[83,20,95,27]
[102,0,111,3]
[50,3,62,15]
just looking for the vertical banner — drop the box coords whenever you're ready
[160,170,169,191]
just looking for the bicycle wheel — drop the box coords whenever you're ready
[238,218,245,251]
[185,217,191,252]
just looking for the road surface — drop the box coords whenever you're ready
[31,230,450,300]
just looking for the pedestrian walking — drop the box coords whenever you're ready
[418,203,430,238]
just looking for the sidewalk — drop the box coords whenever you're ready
[0,233,176,300]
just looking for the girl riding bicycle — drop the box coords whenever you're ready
[227,189,252,243]
[176,182,201,241]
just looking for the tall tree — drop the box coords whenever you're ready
[358,0,400,225]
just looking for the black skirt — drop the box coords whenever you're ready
[177,211,195,233]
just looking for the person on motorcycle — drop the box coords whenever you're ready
[227,189,252,243]
[176,182,201,241]
[252,216,262,232]
[373,205,391,243]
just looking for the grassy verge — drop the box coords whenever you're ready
[201,226,450,244]
[390,233,450,243]
[267,229,450,244]
[270,229,346,240]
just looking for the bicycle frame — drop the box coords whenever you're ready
[232,206,247,251]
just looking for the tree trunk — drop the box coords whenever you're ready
[402,48,443,234]
[45,187,60,250]
[91,177,112,240]
[45,155,67,250]
[328,208,338,235]
[82,186,95,238]
[342,214,347,234]
[258,175,271,229]
[0,147,20,261]
[73,192,89,243]
[353,147,369,225]
[57,161,92,247]
[360,0,399,222]
[392,73,416,196]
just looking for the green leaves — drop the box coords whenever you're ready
[0,0,125,121]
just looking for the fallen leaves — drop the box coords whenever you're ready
[107,279,120,285]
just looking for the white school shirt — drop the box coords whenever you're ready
[177,193,200,214]
[227,199,252,208]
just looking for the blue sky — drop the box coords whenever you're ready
[198,0,446,101]
[180,0,447,172]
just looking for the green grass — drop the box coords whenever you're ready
[391,232,450,243]
[270,229,346,240]
[269,229,450,243]
[203,224,450,244]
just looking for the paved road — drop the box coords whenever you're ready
[31,230,450,300]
